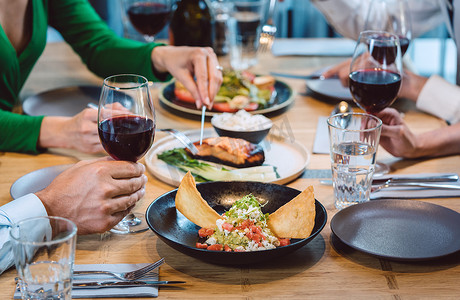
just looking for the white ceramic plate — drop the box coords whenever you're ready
[145,128,310,186]
[306,68,352,101]
[10,164,73,199]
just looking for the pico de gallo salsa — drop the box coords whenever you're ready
[196,194,290,252]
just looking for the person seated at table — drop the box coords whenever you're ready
[311,0,460,125]
[0,157,147,274]
[0,0,222,154]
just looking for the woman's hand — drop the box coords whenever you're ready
[375,108,419,158]
[35,157,147,234]
[39,108,103,153]
[151,46,223,109]
[321,58,352,87]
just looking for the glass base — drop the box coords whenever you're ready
[373,161,390,178]
[110,213,149,234]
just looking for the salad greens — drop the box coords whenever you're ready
[157,148,278,182]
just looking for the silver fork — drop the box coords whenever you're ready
[258,0,277,54]
[73,258,165,281]
[157,128,199,155]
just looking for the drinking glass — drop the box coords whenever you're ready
[11,216,77,300]
[328,113,382,209]
[228,0,268,70]
[349,30,402,176]
[122,0,172,42]
[364,0,412,56]
[98,74,155,234]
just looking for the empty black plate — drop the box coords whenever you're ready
[331,200,460,261]
[145,181,327,265]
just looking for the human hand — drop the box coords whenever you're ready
[39,108,103,153]
[398,70,428,102]
[375,108,419,158]
[151,46,223,109]
[321,58,352,87]
[35,157,147,234]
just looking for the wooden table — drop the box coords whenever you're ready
[1,41,460,299]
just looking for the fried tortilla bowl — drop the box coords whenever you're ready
[146,173,327,264]
[175,172,316,239]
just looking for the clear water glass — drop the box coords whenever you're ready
[10,216,77,300]
[328,113,382,209]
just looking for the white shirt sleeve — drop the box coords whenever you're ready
[0,194,48,275]
[416,75,460,124]
[311,0,445,39]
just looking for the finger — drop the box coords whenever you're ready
[177,72,203,109]
[101,161,146,179]
[194,48,211,107]
[108,174,147,199]
[380,124,404,138]
[206,51,222,107]
[108,187,146,214]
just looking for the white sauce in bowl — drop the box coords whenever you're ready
[211,110,273,131]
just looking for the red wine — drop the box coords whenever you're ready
[369,39,398,65]
[127,2,171,37]
[399,36,410,56]
[99,116,155,162]
[349,69,401,114]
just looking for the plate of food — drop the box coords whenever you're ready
[159,70,296,117]
[145,128,310,186]
[331,200,460,261]
[145,172,327,264]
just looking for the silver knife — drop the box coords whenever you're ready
[372,173,458,184]
[72,280,186,289]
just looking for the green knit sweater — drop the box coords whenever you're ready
[0,0,170,153]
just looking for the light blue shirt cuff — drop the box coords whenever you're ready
[0,193,48,275]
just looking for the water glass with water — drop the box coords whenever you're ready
[228,0,268,70]
[327,113,382,209]
[10,216,77,300]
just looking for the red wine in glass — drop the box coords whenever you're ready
[399,36,410,56]
[98,115,155,162]
[349,69,401,114]
[127,2,171,37]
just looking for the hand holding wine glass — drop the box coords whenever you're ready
[349,30,402,176]
[123,0,172,42]
[98,74,155,234]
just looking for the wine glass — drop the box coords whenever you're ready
[349,30,402,176]
[364,0,412,56]
[123,0,172,42]
[98,74,155,234]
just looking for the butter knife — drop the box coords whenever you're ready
[372,173,458,184]
[73,280,186,289]
[269,71,338,80]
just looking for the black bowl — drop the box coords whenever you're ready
[211,124,271,144]
[145,181,327,265]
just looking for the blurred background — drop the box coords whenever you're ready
[46,0,456,84]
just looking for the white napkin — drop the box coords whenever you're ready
[14,264,158,299]
[271,38,356,57]
[371,173,460,200]
[313,116,330,154]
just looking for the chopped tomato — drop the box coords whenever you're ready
[198,228,215,238]
[278,238,291,247]
[224,245,232,252]
[241,70,256,82]
[222,222,234,232]
[196,242,208,249]
[207,244,223,251]
[236,220,254,231]
[174,88,195,104]
[212,102,258,113]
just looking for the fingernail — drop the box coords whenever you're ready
[205,97,210,105]
[196,101,202,109]
[142,174,148,182]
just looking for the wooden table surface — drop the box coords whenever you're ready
[1,41,460,299]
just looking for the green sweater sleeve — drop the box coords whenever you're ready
[48,0,172,82]
[0,110,44,154]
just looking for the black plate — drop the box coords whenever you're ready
[331,200,460,261]
[145,181,326,265]
[158,79,295,119]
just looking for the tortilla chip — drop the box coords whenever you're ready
[267,186,316,239]
[175,172,222,228]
